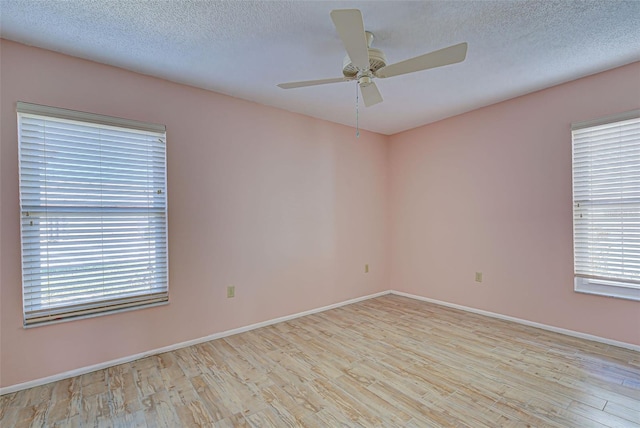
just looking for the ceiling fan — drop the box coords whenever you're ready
[278,9,468,107]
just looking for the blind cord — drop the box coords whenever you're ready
[355,82,360,138]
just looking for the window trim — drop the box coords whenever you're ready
[17,102,169,326]
[16,101,166,133]
[23,301,169,329]
[574,277,640,301]
[571,109,640,301]
[571,109,640,132]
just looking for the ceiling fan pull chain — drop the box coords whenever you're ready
[356,82,360,138]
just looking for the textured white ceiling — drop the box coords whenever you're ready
[1,1,639,135]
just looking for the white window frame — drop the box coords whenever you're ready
[571,110,640,301]
[17,102,169,326]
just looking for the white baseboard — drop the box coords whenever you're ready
[390,290,640,352]
[0,290,391,395]
[3,288,637,395]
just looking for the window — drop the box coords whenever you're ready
[18,102,168,326]
[571,110,640,301]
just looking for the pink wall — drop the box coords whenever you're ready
[1,38,638,389]
[389,62,640,346]
[0,40,390,388]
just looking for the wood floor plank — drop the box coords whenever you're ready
[604,400,640,424]
[2,294,639,427]
[568,400,639,428]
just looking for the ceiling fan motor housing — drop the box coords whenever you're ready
[342,48,387,77]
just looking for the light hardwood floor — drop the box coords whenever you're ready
[1,294,639,427]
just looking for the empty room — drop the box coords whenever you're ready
[1,1,639,426]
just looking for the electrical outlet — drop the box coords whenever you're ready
[227,285,235,298]
[475,272,483,283]
[365,264,369,273]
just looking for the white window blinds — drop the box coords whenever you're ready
[572,110,640,299]
[18,102,169,325]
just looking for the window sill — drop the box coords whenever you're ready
[575,277,640,302]
[23,300,169,328]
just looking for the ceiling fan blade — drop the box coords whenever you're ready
[360,82,383,107]
[376,42,468,79]
[330,9,370,70]
[277,77,353,89]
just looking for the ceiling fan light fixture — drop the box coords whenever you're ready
[359,76,372,86]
